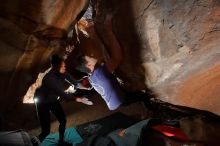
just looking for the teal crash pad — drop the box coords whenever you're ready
[41,127,83,146]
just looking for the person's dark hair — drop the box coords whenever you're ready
[74,53,90,73]
[50,54,63,67]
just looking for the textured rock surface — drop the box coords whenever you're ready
[131,0,220,115]
[82,0,220,116]
[1,0,220,119]
[0,0,89,112]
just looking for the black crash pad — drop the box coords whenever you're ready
[76,112,137,138]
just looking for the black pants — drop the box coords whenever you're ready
[35,101,66,142]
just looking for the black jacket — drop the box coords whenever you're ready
[35,69,79,103]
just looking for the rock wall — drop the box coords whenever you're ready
[1,0,220,117]
[91,0,220,115]
[133,0,220,115]
[0,0,89,113]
